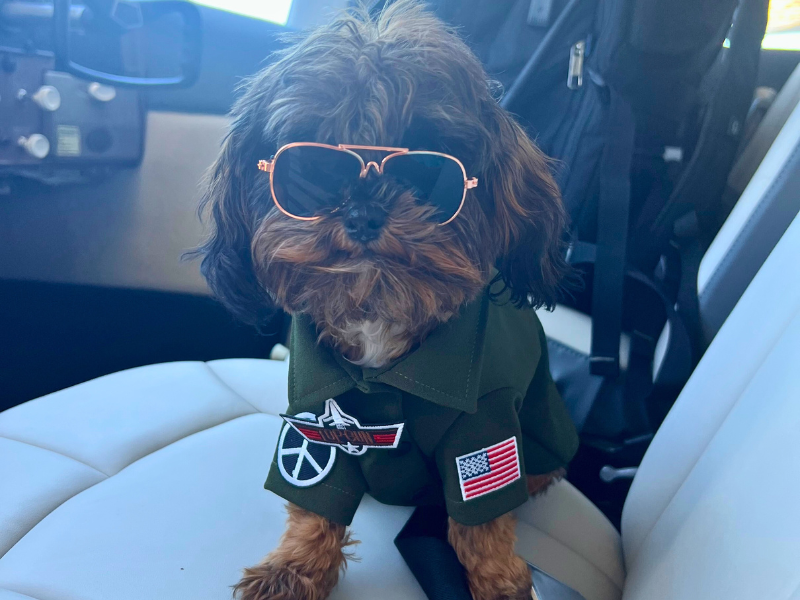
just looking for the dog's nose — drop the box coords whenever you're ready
[343,204,386,243]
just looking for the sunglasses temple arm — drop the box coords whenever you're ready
[466,177,478,189]
[257,159,273,173]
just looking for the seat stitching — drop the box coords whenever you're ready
[0,435,110,477]
[0,588,42,600]
[202,362,263,414]
[0,438,108,559]
[515,520,623,594]
[0,414,274,562]
[114,413,271,475]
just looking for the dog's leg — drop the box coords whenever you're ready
[448,469,566,600]
[448,512,532,600]
[526,468,566,496]
[234,503,353,600]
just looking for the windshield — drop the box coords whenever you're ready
[764,0,800,49]
[193,0,294,25]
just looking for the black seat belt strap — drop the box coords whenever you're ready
[590,89,635,377]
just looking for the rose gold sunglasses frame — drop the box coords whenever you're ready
[257,142,479,226]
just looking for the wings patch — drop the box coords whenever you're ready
[281,398,404,456]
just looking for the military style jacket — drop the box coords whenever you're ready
[265,288,579,526]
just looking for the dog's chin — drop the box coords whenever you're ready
[252,207,489,363]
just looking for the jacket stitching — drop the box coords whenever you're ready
[463,306,482,400]
[291,359,297,404]
[319,481,361,498]
[269,461,361,498]
[295,376,351,405]
[391,372,463,403]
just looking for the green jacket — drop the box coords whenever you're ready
[264,288,579,526]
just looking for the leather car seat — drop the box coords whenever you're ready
[1,209,800,600]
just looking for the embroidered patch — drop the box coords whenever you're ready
[456,437,521,501]
[277,412,336,487]
[281,398,404,456]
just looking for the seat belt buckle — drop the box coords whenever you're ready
[529,563,587,599]
[589,355,619,377]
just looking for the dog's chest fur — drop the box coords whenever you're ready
[339,320,407,368]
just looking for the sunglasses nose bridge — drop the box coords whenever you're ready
[360,161,383,178]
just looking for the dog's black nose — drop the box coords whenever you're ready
[343,204,386,243]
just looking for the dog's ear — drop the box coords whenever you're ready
[483,105,569,309]
[194,107,277,330]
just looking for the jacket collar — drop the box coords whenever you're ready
[288,291,489,414]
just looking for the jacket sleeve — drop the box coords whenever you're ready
[517,327,580,475]
[264,422,367,526]
[434,388,530,526]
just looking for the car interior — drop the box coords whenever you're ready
[2,1,800,599]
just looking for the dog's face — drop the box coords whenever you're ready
[199,1,566,356]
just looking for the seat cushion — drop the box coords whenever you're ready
[0,358,623,600]
[620,213,800,600]
[515,481,624,600]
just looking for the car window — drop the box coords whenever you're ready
[193,0,294,25]
[763,0,800,50]
[190,0,350,28]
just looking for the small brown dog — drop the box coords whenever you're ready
[198,2,578,599]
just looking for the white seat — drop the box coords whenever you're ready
[619,212,800,599]
[0,359,426,600]
[0,357,622,600]
[2,210,800,600]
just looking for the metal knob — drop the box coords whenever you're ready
[18,134,50,159]
[87,82,116,102]
[31,85,61,111]
[599,465,638,483]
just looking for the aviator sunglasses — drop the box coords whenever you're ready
[257,143,478,225]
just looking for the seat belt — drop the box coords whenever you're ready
[590,89,635,377]
[395,505,588,600]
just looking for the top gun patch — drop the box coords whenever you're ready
[281,398,404,456]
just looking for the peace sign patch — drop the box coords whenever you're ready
[277,412,336,488]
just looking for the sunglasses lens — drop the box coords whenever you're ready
[383,153,466,223]
[272,146,361,218]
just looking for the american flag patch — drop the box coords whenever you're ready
[455,437,521,501]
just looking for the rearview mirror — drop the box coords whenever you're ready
[53,0,202,88]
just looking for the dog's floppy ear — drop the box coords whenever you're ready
[194,105,277,330]
[483,106,569,309]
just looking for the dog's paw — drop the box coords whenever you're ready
[468,580,533,600]
[465,556,533,600]
[233,561,323,600]
[468,581,533,600]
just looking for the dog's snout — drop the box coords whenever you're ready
[343,204,386,243]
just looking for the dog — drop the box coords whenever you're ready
[197,2,577,599]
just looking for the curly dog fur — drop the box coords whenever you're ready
[196,2,569,598]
